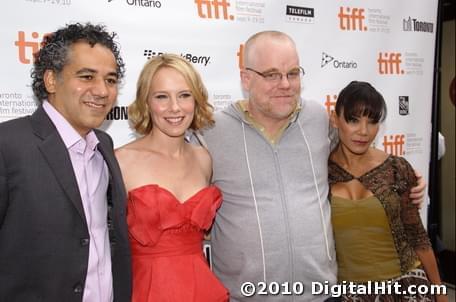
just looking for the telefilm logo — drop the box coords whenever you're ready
[383,134,405,156]
[144,50,211,66]
[321,52,358,69]
[399,96,409,115]
[106,106,128,121]
[108,0,162,8]
[377,52,404,75]
[403,17,434,33]
[15,31,49,64]
[285,5,314,24]
[195,0,234,20]
[338,7,367,31]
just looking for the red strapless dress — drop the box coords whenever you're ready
[127,184,229,302]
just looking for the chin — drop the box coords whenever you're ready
[162,128,187,138]
[351,148,369,155]
[167,133,186,138]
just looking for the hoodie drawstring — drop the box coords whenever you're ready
[297,121,333,261]
[241,121,268,282]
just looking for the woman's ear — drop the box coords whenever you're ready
[330,111,338,129]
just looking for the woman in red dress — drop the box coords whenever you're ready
[115,54,228,302]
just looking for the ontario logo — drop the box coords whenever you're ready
[285,5,314,24]
[108,0,162,8]
[321,52,357,69]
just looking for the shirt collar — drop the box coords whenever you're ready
[236,99,301,125]
[43,101,99,151]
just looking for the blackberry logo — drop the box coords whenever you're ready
[399,96,409,115]
[144,50,160,59]
[144,50,211,66]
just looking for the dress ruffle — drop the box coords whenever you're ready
[127,185,222,247]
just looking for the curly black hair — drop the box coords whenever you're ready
[31,22,125,101]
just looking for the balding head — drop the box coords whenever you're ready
[243,31,297,68]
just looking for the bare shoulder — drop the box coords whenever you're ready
[115,139,147,166]
[371,148,390,165]
[188,143,212,175]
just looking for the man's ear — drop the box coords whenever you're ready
[330,111,338,129]
[240,69,251,92]
[43,70,57,94]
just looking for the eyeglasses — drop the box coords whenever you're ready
[245,66,305,82]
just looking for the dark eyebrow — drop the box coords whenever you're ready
[75,68,119,79]
[75,68,97,75]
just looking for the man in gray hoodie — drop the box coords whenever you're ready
[197,31,424,302]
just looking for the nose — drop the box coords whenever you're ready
[358,120,368,135]
[277,74,291,88]
[169,96,181,112]
[93,78,109,97]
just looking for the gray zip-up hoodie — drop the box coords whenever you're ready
[200,99,337,301]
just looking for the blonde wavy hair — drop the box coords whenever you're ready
[128,53,214,135]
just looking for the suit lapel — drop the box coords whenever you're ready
[96,134,119,253]
[97,136,117,180]
[31,107,87,224]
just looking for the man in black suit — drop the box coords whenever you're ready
[0,23,131,302]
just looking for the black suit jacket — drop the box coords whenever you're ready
[0,106,131,302]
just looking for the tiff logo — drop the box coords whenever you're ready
[237,44,244,69]
[324,94,337,114]
[378,52,404,75]
[383,134,405,156]
[195,0,234,20]
[338,7,367,31]
[15,31,46,64]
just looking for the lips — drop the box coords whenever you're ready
[164,116,185,125]
[84,101,105,109]
[352,140,368,144]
